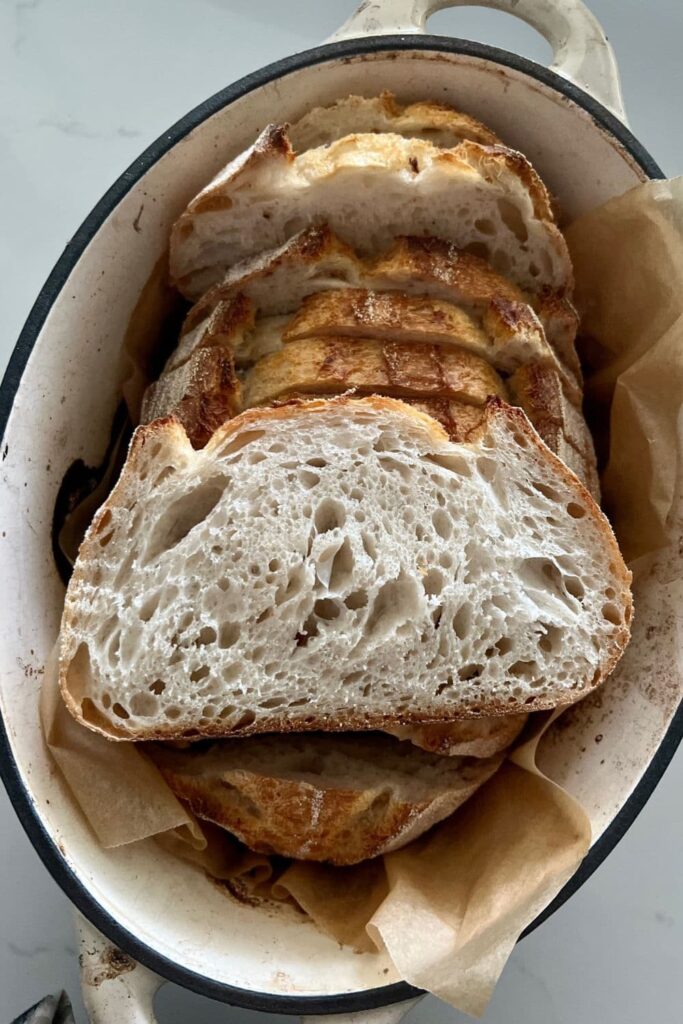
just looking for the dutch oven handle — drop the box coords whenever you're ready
[76,914,420,1024]
[77,915,161,1023]
[327,0,627,123]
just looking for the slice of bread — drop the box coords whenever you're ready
[148,732,502,864]
[142,359,598,482]
[284,289,490,350]
[508,363,596,464]
[507,363,599,499]
[179,227,579,380]
[243,338,507,409]
[140,349,241,449]
[284,289,580,399]
[288,91,501,152]
[169,130,572,299]
[59,396,631,741]
[165,294,256,374]
[388,713,528,757]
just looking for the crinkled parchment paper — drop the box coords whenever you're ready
[42,178,683,1015]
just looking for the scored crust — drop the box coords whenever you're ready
[243,337,507,409]
[175,228,580,385]
[508,363,596,459]
[284,289,580,400]
[140,349,241,449]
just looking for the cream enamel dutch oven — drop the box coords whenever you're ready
[1,1,681,1021]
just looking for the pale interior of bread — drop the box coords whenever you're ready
[60,399,630,741]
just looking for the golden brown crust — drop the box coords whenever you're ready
[169,294,255,373]
[509,361,563,425]
[244,337,507,409]
[176,228,577,384]
[507,362,599,495]
[182,225,352,333]
[164,763,396,863]
[388,713,528,757]
[480,296,581,401]
[284,288,489,349]
[483,295,541,339]
[288,91,502,152]
[373,238,578,367]
[532,291,582,379]
[148,733,501,864]
[457,142,554,222]
[371,234,524,304]
[508,363,592,455]
[180,290,254,350]
[140,349,241,447]
[401,398,486,441]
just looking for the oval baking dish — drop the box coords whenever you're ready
[0,0,680,1018]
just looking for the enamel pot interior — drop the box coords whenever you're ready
[0,38,680,1014]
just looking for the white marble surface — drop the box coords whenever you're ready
[0,1,681,1021]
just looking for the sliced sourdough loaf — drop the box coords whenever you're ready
[288,91,501,153]
[60,396,631,742]
[141,293,595,495]
[179,227,580,381]
[169,130,572,299]
[148,732,502,864]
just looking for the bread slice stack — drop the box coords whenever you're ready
[59,94,632,866]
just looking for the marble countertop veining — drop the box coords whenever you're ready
[1,2,682,1022]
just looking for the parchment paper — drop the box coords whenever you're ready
[41,178,683,1015]
[566,177,683,564]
